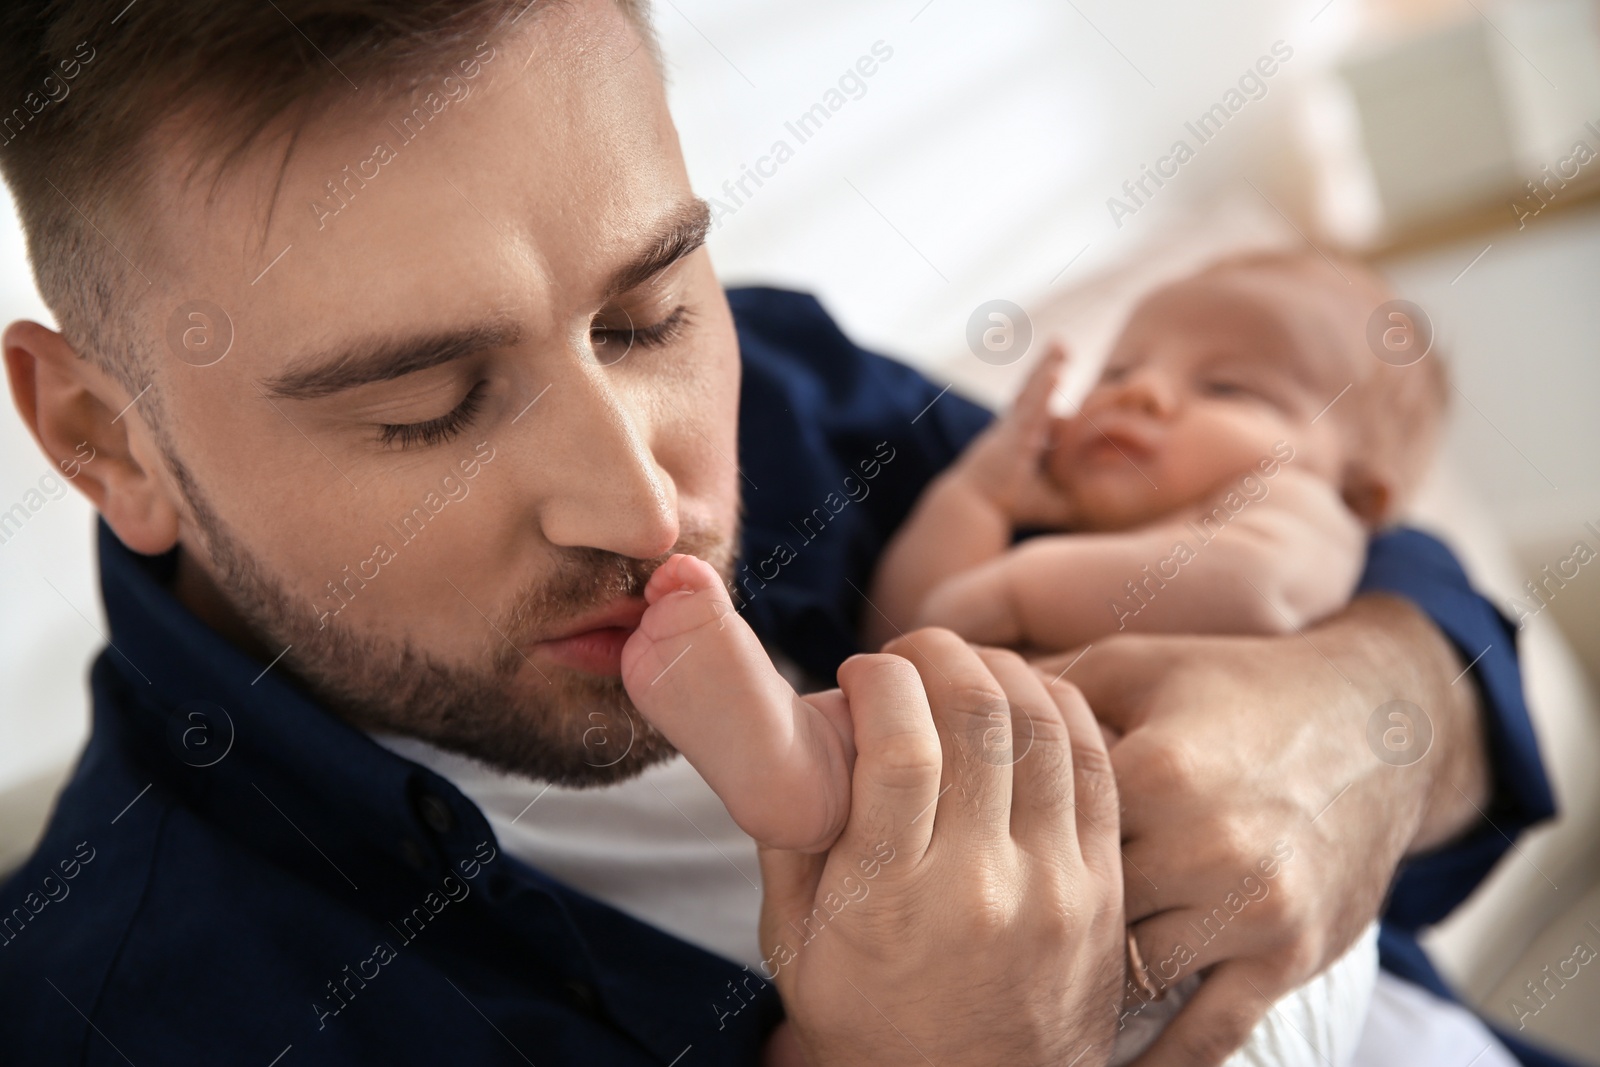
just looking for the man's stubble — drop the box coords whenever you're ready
[161,443,736,787]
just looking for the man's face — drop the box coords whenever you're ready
[132,1,740,784]
[1046,267,1358,531]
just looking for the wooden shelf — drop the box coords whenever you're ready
[1366,173,1600,262]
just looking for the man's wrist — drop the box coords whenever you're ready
[1323,593,1491,855]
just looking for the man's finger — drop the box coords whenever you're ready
[972,649,1075,856]
[834,652,942,865]
[1128,958,1279,1067]
[1110,729,1211,914]
[1047,675,1121,878]
[1108,727,1191,843]
[755,845,827,993]
[1056,640,1159,736]
[1129,900,1282,994]
[1119,834,1173,923]
[880,629,1015,854]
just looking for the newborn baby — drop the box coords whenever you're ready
[870,252,1444,654]
[620,250,1445,1064]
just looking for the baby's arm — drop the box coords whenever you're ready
[622,554,855,853]
[866,343,1071,649]
[919,468,1367,649]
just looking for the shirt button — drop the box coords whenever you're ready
[416,793,456,835]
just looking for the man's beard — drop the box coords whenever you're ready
[165,451,736,787]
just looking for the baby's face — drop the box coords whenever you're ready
[1048,268,1361,532]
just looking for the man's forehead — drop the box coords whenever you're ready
[135,0,676,371]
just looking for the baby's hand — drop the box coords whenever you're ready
[1260,468,1368,622]
[951,340,1076,528]
[1184,467,1367,630]
[621,554,855,853]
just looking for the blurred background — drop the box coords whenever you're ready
[1,0,1597,1059]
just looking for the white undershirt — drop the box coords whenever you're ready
[373,735,768,969]
[1356,972,1519,1067]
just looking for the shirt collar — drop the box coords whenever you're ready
[93,515,506,890]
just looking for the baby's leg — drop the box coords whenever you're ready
[622,554,855,853]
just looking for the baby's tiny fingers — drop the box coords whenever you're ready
[1011,341,1069,427]
[1023,339,1068,393]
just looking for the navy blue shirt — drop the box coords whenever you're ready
[0,287,1557,1065]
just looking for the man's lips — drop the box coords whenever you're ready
[524,597,647,676]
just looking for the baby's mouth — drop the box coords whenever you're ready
[1080,425,1158,464]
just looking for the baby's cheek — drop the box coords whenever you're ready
[1179,408,1294,480]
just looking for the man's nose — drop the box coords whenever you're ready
[526,362,679,561]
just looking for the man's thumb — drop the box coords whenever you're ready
[756,846,827,979]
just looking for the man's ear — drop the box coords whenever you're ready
[3,319,182,555]
[1341,461,1393,528]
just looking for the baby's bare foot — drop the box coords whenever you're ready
[622,554,853,852]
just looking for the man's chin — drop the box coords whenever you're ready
[288,635,679,790]
[405,706,682,790]
[409,664,681,789]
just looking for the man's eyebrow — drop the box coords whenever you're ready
[261,320,523,401]
[259,200,710,402]
[602,197,712,299]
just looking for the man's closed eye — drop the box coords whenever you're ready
[590,303,693,354]
[377,380,488,450]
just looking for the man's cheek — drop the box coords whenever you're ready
[691,352,744,507]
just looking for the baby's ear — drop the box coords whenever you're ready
[1341,462,1393,528]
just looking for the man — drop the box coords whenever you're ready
[0,1,1556,1064]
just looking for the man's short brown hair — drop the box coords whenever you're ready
[0,0,655,401]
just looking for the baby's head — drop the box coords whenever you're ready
[1046,250,1447,532]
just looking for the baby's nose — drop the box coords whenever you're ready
[1110,368,1175,416]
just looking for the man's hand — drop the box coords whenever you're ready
[759,629,1126,1067]
[1033,595,1490,1066]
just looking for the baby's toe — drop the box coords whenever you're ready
[643,552,724,604]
